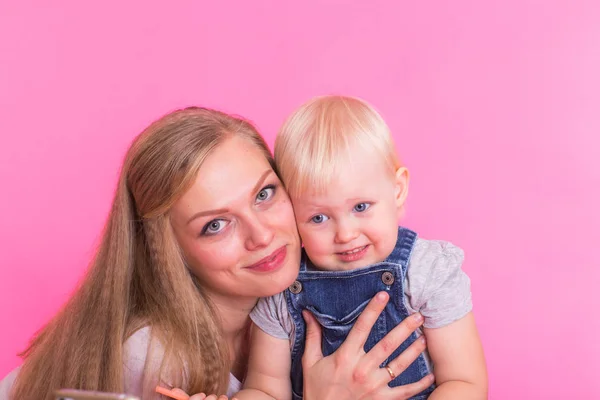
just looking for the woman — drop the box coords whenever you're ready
[0,107,431,400]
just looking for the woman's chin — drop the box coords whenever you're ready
[265,258,301,296]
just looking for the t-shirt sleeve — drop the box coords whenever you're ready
[249,292,294,340]
[405,238,473,329]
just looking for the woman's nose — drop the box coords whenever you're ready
[245,215,275,250]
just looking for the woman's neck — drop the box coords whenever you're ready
[209,295,257,381]
[210,294,257,340]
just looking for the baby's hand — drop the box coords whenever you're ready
[156,386,238,400]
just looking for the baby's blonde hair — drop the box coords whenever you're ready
[275,95,401,198]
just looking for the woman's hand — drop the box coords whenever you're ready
[160,387,238,400]
[302,291,434,400]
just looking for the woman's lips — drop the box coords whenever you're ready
[245,246,287,272]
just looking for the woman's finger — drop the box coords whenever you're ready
[361,312,424,373]
[372,333,427,388]
[340,292,390,354]
[301,310,325,370]
[188,393,207,400]
[386,374,435,399]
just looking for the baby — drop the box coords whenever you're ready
[237,95,487,400]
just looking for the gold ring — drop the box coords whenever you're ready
[385,365,396,381]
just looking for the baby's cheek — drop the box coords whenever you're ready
[296,222,312,240]
[304,247,328,269]
[300,234,324,257]
[378,231,399,257]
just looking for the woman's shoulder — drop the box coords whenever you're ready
[0,328,163,400]
[0,366,21,399]
[124,326,153,358]
[123,326,168,397]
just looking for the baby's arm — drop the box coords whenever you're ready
[425,312,487,399]
[234,323,292,400]
[407,239,487,399]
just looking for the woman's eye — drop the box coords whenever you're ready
[310,214,329,224]
[256,185,276,203]
[353,202,371,213]
[202,219,227,236]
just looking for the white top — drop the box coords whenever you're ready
[0,326,242,399]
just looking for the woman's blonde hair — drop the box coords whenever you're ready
[274,95,401,198]
[11,107,273,399]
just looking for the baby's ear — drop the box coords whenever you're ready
[394,166,410,210]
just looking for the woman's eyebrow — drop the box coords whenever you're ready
[186,207,229,225]
[250,170,273,196]
[186,169,273,225]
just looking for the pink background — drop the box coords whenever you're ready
[1,1,599,398]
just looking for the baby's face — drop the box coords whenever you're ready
[291,148,408,271]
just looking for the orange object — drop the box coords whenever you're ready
[155,386,188,400]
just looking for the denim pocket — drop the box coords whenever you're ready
[305,297,369,326]
[305,298,371,354]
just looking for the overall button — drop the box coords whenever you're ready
[289,280,303,294]
[381,271,394,285]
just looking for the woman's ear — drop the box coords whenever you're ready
[394,166,410,217]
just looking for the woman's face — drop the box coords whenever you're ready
[170,135,301,304]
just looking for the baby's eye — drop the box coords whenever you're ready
[353,202,371,213]
[310,214,329,224]
[202,219,228,236]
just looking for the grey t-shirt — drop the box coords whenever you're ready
[250,238,472,347]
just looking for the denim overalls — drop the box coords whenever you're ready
[284,227,434,400]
